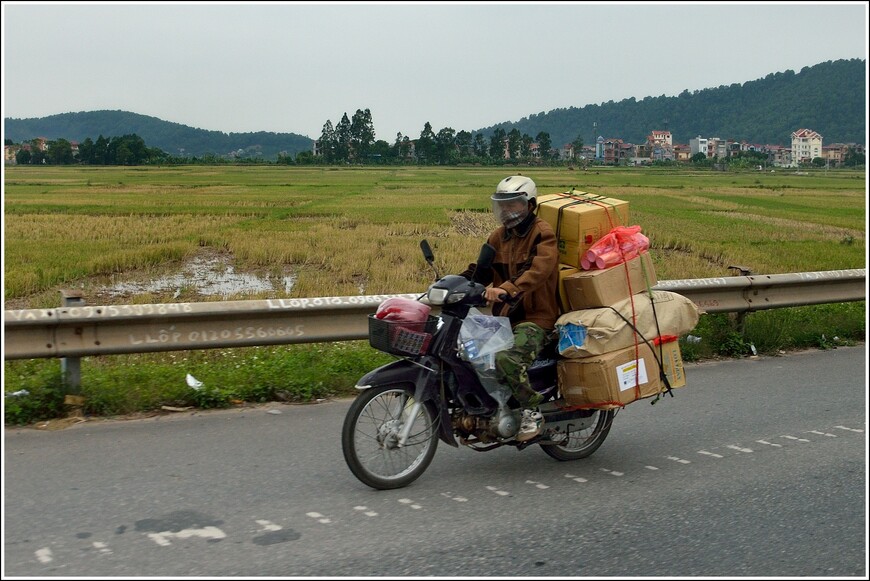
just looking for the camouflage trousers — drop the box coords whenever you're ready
[494,322,548,408]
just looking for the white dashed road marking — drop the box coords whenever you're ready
[808,430,837,437]
[398,498,422,509]
[600,468,625,476]
[440,492,469,502]
[92,541,112,555]
[756,440,783,448]
[353,506,379,517]
[256,520,282,531]
[726,445,753,453]
[834,425,863,433]
[564,473,589,482]
[306,512,332,524]
[666,456,691,464]
[525,479,550,489]
[486,485,510,496]
[35,548,53,564]
[698,450,724,458]
[781,435,811,442]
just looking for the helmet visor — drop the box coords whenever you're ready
[492,198,529,227]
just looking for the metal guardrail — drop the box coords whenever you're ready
[3,269,866,361]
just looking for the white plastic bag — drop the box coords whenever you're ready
[458,307,514,363]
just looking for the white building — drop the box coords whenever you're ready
[790,128,823,166]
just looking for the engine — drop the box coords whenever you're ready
[452,406,519,442]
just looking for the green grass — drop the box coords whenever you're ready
[3,165,866,425]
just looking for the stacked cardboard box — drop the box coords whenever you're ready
[538,189,694,408]
[536,191,630,269]
[561,251,657,310]
[553,253,696,408]
[557,338,685,409]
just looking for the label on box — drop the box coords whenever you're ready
[616,358,648,391]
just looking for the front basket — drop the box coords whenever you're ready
[368,314,439,356]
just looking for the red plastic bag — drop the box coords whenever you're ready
[375,297,431,323]
[581,225,649,270]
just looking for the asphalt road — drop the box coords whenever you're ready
[3,345,866,577]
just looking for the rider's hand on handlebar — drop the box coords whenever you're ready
[484,287,508,303]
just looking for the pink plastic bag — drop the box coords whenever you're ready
[581,225,649,270]
[375,297,431,323]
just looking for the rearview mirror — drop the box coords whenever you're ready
[476,243,496,270]
[420,239,435,265]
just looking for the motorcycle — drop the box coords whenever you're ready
[341,240,616,490]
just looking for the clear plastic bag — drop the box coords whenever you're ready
[458,307,514,364]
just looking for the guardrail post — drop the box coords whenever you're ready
[727,265,753,334]
[60,291,84,397]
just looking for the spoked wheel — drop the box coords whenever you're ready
[341,385,439,490]
[540,409,616,461]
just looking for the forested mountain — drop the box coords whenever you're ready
[480,58,866,147]
[4,111,315,160]
[4,58,865,160]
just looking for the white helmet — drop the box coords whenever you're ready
[491,175,537,205]
[491,175,537,228]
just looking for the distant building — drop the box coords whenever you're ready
[689,136,708,157]
[790,128,823,166]
[647,130,672,147]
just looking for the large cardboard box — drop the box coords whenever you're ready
[655,338,686,389]
[562,251,658,310]
[558,342,663,408]
[536,191,630,268]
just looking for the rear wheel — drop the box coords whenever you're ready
[341,385,439,490]
[540,409,616,461]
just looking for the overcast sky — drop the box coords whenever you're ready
[2,2,868,142]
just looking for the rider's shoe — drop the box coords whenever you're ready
[516,409,544,442]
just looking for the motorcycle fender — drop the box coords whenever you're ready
[354,358,434,390]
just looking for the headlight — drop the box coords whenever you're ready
[427,288,448,305]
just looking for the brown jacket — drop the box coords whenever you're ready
[462,213,560,331]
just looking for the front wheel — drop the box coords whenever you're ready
[341,385,439,490]
[540,409,616,461]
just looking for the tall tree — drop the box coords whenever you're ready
[456,130,473,158]
[535,131,552,160]
[416,122,436,163]
[489,128,506,159]
[350,108,375,161]
[571,135,585,159]
[507,128,522,159]
[335,113,351,162]
[434,127,456,164]
[94,135,109,165]
[318,120,336,163]
[473,133,488,158]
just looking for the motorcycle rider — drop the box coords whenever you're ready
[460,175,560,441]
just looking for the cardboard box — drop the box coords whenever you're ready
[655,338,686,389]
[562,251,658,310]
[557,264,579,313]
[536,191,630,268]
[558,342,663,408]
[556,290,701,358]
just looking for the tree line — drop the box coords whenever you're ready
[305,108,586,166]
[9,134,170,166]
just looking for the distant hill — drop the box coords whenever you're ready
[4,58,865,159]
[477,58,866,147]
[4,111,314,160]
